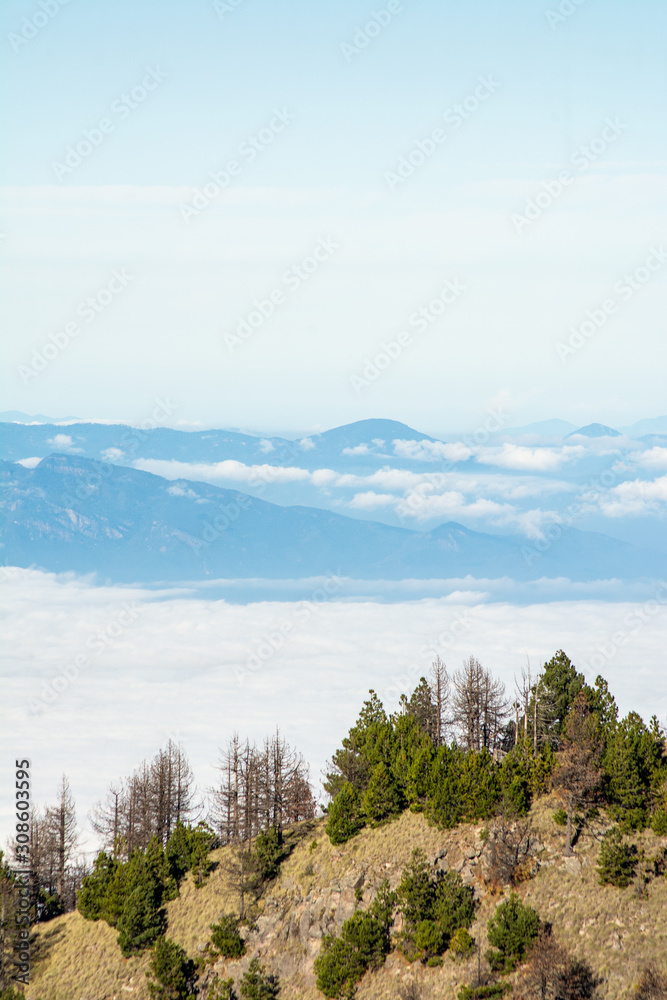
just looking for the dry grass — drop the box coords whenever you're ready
[25,802,667,1000]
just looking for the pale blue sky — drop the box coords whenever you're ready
[1,0,666,432]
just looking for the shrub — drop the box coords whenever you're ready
[208,978,238,1000]
[486,893,541,972]
[596,827,638,888]
[326,782,365,845]
[314,881,396,998]
[116,867,167,957]
[450,927,476,957]
[519,929,601,1000]
[362,762,404,825]
[77,851,118,921]
[553,809,567,826]
[146,935,197,1000]
[485,821,533,888]
[632,963,667,1000]
[254,826,285,883]
[651,810,667,837]
[396,849,475,963]
[457,984,509,1000]
[210,914,246,958]
[239,956,280,999]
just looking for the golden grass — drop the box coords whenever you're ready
[25,802,667,1000]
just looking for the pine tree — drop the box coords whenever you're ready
[146,935,196,999]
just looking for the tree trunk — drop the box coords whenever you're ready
[564,792,574,855]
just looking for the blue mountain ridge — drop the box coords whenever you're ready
[0,454,661,585]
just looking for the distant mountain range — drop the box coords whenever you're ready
[0,454,662,585]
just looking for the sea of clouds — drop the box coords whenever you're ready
[2,567,666,857]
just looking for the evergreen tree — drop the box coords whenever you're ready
[325,783,365,845]
[315,882,396,998]
[540,651,585,737]
[146,935,196,1000]
[486,894,541,972]
[77,851,118,921]
[116,846,167,957]
[362,762,404,825]
[239,956,280,999]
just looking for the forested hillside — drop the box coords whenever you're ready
[2,650,667,1000]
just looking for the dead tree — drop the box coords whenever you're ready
[552,692,603,855]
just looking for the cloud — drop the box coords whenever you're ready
[393,439,473,463]
[167,484,199,498]
[630,447,667,471]
[16,457,42,469]
[258,439,275,454]
[46,433,81,452]
[342,444,371,455]
[349,492,396,509]
[475,444,585,472]
[133,458,311,486]
[597,475,667,517]
[101,447,124,462]
[299,438,315,451]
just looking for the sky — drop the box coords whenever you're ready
[1,0,666,434]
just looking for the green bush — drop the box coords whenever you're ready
[457,984,509,1000]
[208,978,238,1000]
[314,882,396,998]
[362,762,404,824]
[596,827,638,887]
[326,782,365,845]
[146,935,197,1000]
[77,851,119,921]
[239,956,280,999]
[449,927,476,957]
[254,826,285,882]
[210,914,246,958]
[165,821,215,889]
[651,810,667,837]
[396,849,475,963]
[553,809,567,826]
[486,894,541,972]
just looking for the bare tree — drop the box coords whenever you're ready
[552,692,603,855]
[429,656,451,746]
[45,775,78,905]
[452,656,509,752]
[91,742,198,859]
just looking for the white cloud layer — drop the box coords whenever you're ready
[2,569,665,855]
